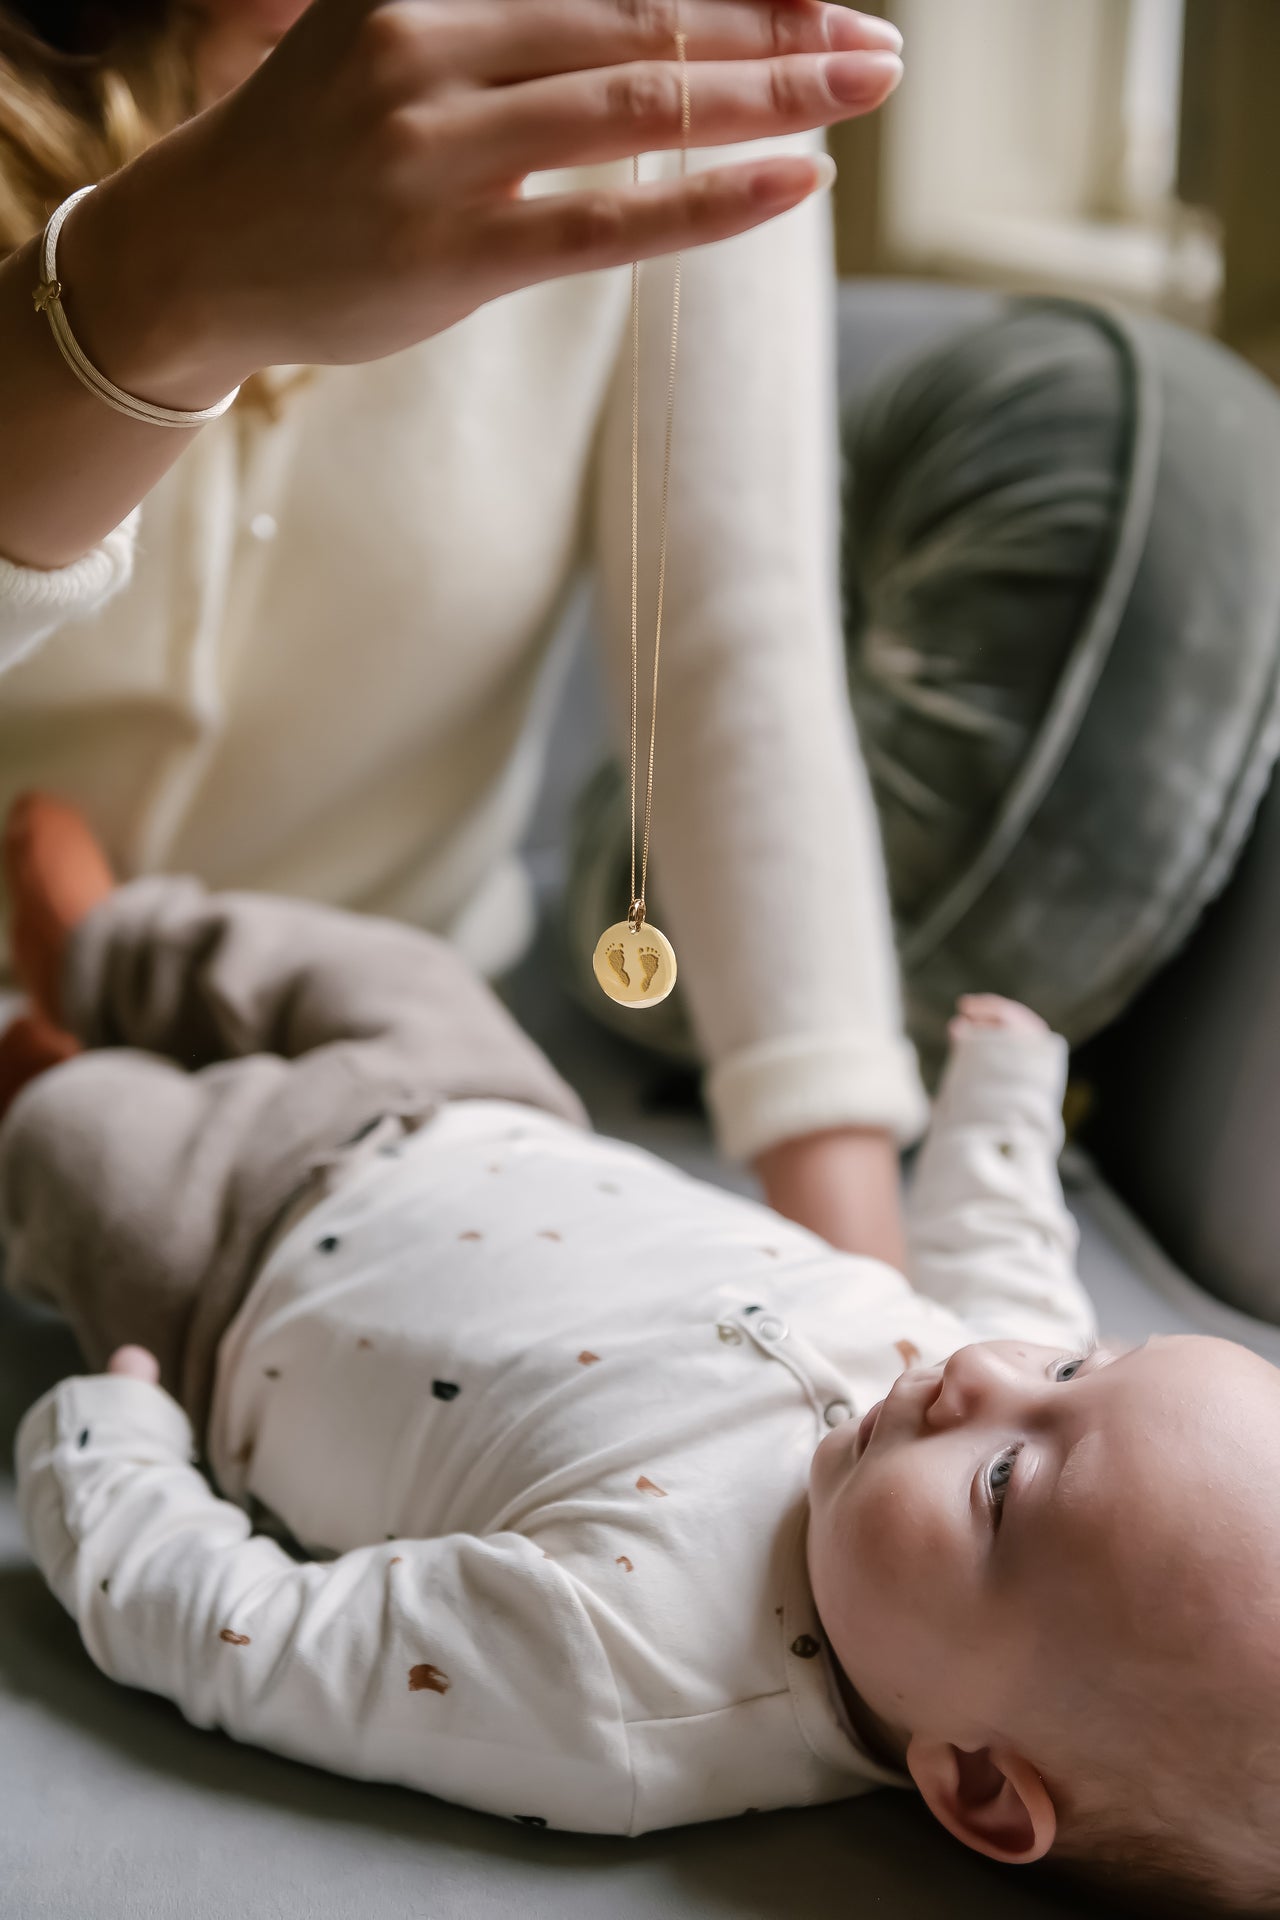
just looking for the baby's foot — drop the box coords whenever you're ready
[4,794,116,1027]
[0,1011,80,1127]
[606,944,631,989]
[949,993,1048,1043]
[638,948,660,993]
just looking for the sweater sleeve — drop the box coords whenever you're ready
[0,511,138,675]
[590,134,926,1163]
[905,1027,1097,1351]
[17,1375,633,1832]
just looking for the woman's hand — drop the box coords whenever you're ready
[64,0,902,403]
[755,1125,906,1270]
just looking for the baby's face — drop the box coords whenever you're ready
[808,1333,1280,1776]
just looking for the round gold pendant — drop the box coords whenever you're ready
[592,920,678,1008]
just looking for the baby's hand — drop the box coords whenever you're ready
[948,994,1049,1043]
[106,1345,161,1385]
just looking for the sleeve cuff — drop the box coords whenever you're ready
[933,1029,1069,1134]
[0,509,139,674]
[17,1374,193,1490]
[705,1030,930,1163]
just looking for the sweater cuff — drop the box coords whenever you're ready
[0,510,139,674]
[705,1030,930,1163]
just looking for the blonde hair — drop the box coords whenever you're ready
[0,0,193,255]
[0,1,297,414]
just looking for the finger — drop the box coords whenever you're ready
[452,0,902,86]
[479,152,833,290]
[449,50,901,187]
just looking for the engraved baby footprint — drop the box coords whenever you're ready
[638,947,660,993]
[606,944,631,989]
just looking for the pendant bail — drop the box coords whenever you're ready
[627,899,647,934]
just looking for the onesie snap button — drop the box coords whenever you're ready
[823,1401,853,1428]
[790,1634,821,1660]
[248,511,278,542]
[757,1316,787,1342]
[716,1323,744,1345]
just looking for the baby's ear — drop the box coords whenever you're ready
[905,1735,1057,1865]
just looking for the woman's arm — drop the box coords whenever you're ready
[591,128,925,1258]
[0,0,903,573]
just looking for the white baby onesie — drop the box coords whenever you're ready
[17,1027,1093,1834]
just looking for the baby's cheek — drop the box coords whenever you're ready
[849,1466,950,1608]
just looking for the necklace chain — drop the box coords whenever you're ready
[627,25,689,935]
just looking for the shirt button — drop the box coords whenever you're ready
[824,1401,853,1428]
[248,511,278,542]
[756,1316,787,1342]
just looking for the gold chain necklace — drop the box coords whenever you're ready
[591,24,688,1011]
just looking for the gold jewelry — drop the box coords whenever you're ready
[593,23,688,1013]
[34,186,241,429]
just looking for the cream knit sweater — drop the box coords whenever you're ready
[0,139,925,1159]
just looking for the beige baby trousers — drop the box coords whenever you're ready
[0,878,587,1436]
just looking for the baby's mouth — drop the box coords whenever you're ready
[855,1398,885,1461]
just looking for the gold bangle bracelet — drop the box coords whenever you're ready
[34,186,240,429]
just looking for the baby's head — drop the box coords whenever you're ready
[808,1334,1280,1914]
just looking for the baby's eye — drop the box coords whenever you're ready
[985,1443,1022,1517]
[1053,1348,1095,1383]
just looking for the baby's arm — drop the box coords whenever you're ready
[906,996,1097,1351]
[17,1375,629,1831]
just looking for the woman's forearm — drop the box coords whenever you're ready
[0,153,233,571]
[0,0,904,575]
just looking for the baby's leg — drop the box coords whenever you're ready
[61,873,584,1133]
[2,796,587,1430]
[8,795,584,1135]
[0,1046,294,1398]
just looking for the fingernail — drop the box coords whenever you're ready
[825,49,903,104]
[828,10,904,54]
[810,152,838,195]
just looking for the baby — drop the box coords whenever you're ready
[5,796,1280,1919]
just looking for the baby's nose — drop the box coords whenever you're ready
[927,1342,1018,1429]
